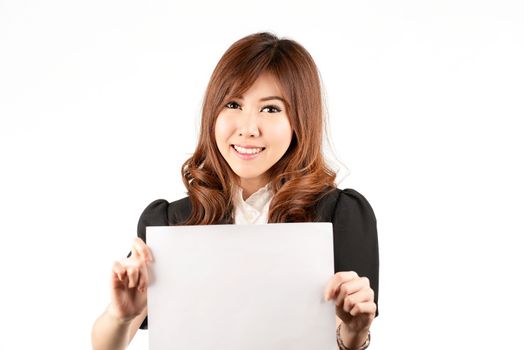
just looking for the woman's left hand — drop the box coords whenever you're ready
[324,271,376,335]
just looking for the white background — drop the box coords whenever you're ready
[1,1,523,349]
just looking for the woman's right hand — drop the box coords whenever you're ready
[108,237,153,323]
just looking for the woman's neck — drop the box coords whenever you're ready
[240,177,269,200]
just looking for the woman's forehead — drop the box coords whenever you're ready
[226,72,287,101]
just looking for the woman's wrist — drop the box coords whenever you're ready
[106,304,136,325]
[337,323,370,350]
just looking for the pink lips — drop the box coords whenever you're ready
[231,144,265,160]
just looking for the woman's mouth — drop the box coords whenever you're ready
[231,145,265,159]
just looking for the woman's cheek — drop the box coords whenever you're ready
[214,114,233,146]
[267,117,293,148]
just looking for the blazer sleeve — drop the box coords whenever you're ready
[332,189,379,316]
[135,199,170,330]
[137,199,170,243]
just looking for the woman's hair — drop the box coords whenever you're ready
[182,32,336,224]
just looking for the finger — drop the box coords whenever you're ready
[133,237,153,262]
[112,261,126,281]
[349,301,377,318]
[111,261,128,290]
[342,288,374,312]
[324,271,358,300]
[137,260,149,293]
[126,262,140,288]
[324,271,359,301]
[335,276,370,306]
[131,244,139,260]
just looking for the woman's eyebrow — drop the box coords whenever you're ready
[259,96,285,103]
[231,95,285,103]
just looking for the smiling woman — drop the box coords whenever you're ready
[182,32,335,225]
[92,32,379,350]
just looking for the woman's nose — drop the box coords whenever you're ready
[237,109,260,137]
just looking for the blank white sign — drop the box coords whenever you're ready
[146,223,337,350]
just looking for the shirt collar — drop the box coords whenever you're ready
[234,183,273,216]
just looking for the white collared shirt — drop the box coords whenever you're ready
[233,183,273,224]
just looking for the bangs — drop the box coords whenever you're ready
[220,65,290,110]
[217,41,286,104]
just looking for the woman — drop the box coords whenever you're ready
[92,32,379,350]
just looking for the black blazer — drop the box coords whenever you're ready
[136,188,379,329]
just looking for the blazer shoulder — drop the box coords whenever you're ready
[315,188,376,224]
[137,196,192,241]
[167,196,192,224]
[335,188,377,224]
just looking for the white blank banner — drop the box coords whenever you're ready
[147,223,336,350]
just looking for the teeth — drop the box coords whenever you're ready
[233,145,263,154]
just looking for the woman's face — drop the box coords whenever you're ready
[215,73,293,193]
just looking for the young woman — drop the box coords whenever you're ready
[92,32,379,350]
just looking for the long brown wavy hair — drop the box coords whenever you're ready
[182,32,337,225]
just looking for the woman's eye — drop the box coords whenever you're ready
[225,101,241,109]
[261,105,281,113]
